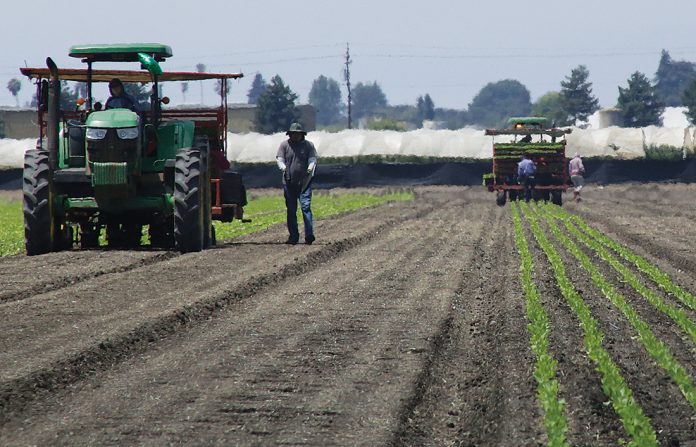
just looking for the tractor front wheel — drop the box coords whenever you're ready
[23,150,54,255]
[174,148,205,253]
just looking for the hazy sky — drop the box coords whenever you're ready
[2,0,696,110]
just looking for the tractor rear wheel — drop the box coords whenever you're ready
[551,190,563,206]
[174,148,205,253]
[496,191,507,206]
[23,150,54,255]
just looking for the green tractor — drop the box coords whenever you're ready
[20,43,247,255]
[483,117,572,206]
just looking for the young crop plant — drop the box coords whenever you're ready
[560,210,696,314]
[0,199,24,256]
[537,205,696,413]
[520,202,658,447]
[511,203,569,447]
[540,204,696,348]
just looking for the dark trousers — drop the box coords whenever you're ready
[284,184,313,242]
[520,175,535,202]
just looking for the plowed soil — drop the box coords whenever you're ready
[1,184,695,446]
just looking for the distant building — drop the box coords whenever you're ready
[598,108,624,128]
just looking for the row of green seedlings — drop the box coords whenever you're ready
[543,204,696,347]
[560,208,696,314]
[510,204,569,447]
[516,201,659,446]
[536,204,696,411]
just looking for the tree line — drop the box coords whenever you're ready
[7,49,696,133]
[247,49,696,133]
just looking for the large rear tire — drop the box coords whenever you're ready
[174,149,204,253]
[23,150,54,255]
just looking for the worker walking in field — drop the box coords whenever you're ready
[517,153,536,202]
[276,122,318,245]
[569,152,585,202]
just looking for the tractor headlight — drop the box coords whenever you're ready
[86,128,108,140]
[116,127,139,140]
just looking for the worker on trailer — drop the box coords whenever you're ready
[105,78,136,110]
[276,122,317,245]
[517,153,537,202]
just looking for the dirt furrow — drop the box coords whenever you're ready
[0,196,430,423]
[1,189,489,445]
[0,250,178,304]
[392,204,542,446]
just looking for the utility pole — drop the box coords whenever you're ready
[343,43,353,129]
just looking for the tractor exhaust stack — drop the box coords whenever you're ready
[46,57,60,170]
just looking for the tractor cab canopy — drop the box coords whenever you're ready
[485,116,571,139]
[507,117,547,129]
[20,67,244,84]
[68,43,173,62]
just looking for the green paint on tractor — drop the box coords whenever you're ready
[20,43,245,254]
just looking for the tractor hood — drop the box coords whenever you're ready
[86,109,139,128]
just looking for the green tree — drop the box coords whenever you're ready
[654,49,696,107]
[560,65,599,125]
[196,63,206,104]
[215,79,230,97]
[247,73,268,105]
[181,82,189,103]
[468,79,531,128]
[59,81,79,110]
[682,78,696,124]
[416,94,435,125]
[123,83,150,109]
[254,75,300,134]
[352,81,387,121]
[308,75,343,126]
[617,71,663,127]
[433,108,469,130]
[7,78,21,106]
[532,91,567,126]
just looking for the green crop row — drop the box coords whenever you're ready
[563,211,696,314]
[0,190,413,257]
[536,204,696,414]
[510,203,569,447]
[519,202,658,446]
[534,204,696,414]
[541,204,696,348]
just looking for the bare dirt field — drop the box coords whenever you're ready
[1,184,695,446]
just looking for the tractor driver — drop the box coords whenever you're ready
[105,78,137,111]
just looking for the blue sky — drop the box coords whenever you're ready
[2,0,696,109]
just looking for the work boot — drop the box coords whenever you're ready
[305,235,315,245]
[285,237,298,245]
